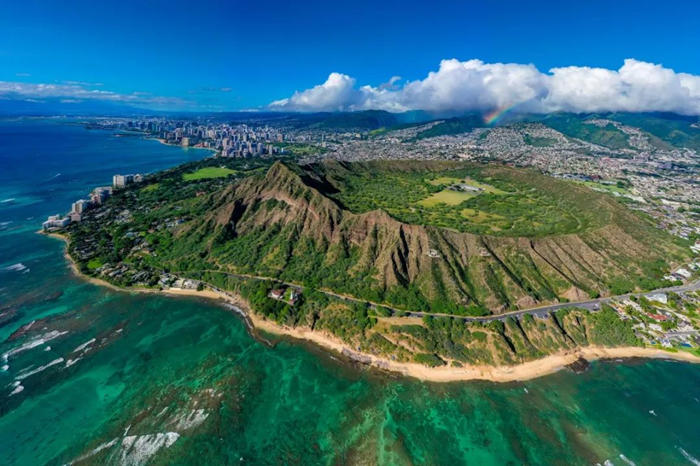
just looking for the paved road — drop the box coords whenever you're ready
[184,269,700,323]
[407,279,700,322]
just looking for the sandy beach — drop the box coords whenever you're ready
[246,318,700,383]
[44,231,700,383]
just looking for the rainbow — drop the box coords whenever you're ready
[483,103,518,125]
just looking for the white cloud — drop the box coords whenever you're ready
[0,81,188,108]
[269,72,359,112]
[268,59,700,115]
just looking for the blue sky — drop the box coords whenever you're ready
[1,0,699,112]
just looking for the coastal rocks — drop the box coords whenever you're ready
[565,356,590,374]
[340,347,391,370]
[341,348,372,365]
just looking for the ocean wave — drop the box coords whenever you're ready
[678,447,700,466]
[3,263,29,273]
[16,357,64,380]
[67,438,119,465]
[72,337,96,353]
[67,432,180,466]
[171,409,209,430]
[9,382,24,396]
[65,357,82,368]
[619,453,636,465]
[2,330,68,360]
[118,432,180,465]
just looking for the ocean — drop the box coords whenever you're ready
[0,119,699,465]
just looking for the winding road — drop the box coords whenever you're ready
[183,269,700,323]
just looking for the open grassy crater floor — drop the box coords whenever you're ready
[322,161,607,237]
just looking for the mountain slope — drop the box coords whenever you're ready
[169,161,686,315]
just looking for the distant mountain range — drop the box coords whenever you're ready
[2,98,698,151]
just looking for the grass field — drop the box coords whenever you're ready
[183,166,237,181]
[87,258,103,270]
[579,180,631,195]
[422,176,505,207]
[419,189,475,206]
[461,208,505,223]
[427,176,461,186]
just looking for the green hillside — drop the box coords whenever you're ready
[61,157,690,367]
[537,114,631,149]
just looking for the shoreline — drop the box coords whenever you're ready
[43,231,700,383]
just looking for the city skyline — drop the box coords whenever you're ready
[1,0,699,113]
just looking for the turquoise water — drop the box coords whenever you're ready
[1,120,699,465]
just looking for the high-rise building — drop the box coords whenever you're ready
[113,174,141,188]
[71,199,89,214]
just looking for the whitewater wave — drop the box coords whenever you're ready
[3,263,29,273]
[72,337,96,353]
[9,382,24,396]
[619,453,636,465]
[68,431,180,466]
[67,438,119,465]
[117,432,180,465]
[16,357,64,380]
[65,357,82,368]
[2,330,68,360]
[171,409,209,430]
[678,447,700,466]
